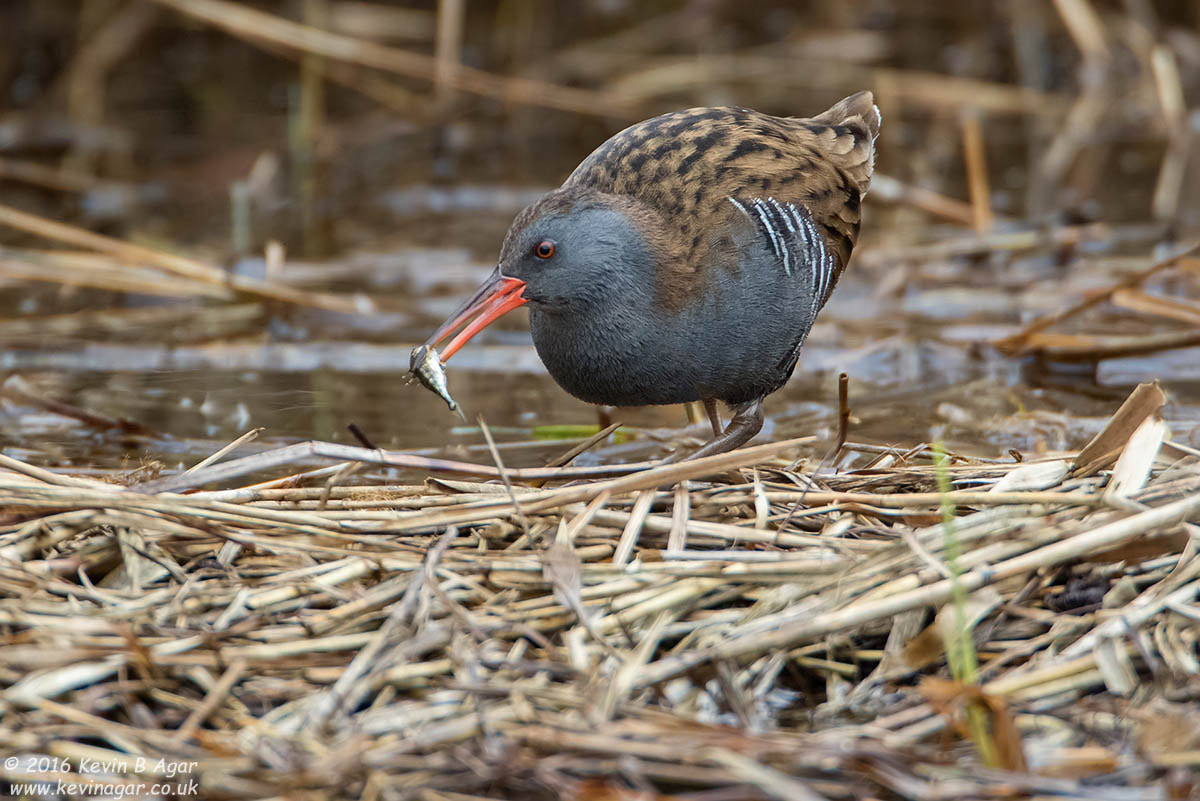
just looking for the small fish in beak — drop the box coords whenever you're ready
[410,267,528,418]
[409,345,466,420]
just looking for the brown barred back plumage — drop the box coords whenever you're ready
[504,92,880,308]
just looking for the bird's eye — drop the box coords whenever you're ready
[534,240,556,259]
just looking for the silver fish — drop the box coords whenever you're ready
[410,345,466,420]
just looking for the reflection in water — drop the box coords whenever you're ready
[6,351,1197,474]
[4,220,1199,472]
[3,157,1199,474]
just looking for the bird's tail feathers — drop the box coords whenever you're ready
[809,90,881,193]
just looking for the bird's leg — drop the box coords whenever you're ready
[703,398,723,436]
[664,398,764,463]
[690,398,764,459]
[684,401,707,428]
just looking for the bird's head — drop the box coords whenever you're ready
[419,188,660,361]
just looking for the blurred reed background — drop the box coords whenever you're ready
[2,1,1197,254]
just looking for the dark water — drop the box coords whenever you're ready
[5,246,1198,475]
[4,195,1200,475]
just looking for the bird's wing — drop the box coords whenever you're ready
[721,91,880,278]
[563,94,880,309]
[724,195,838,312]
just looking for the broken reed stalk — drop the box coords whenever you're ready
[994,241,1200,354]
[960,110,993,234]
[0,202,366,312]
[433,0,465,115]
[148,0,635,118]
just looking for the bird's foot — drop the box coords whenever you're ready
[662,398,764,463]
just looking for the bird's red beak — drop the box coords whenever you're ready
[420,268,528,361]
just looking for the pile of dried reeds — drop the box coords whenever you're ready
[1,378,1197,800]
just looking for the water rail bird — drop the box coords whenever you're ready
[415,92,881,459]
